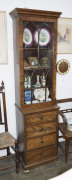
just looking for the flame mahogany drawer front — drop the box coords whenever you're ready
[24,109,58,167]
[26,133,56,151]
[26,144,57,164]
[25,111,57,125]
[25,121,57,139]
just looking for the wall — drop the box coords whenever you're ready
[0,0,72,156]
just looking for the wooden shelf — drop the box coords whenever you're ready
[24,85,52,91]
[23,47,53,50]
[24,67,51,71]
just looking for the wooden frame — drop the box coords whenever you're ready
[56,59,70,75]
[0,11,8,64]
[57,18,72,54]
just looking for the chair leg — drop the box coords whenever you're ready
[7,147,10,156]
[15,140,19,173]
[65,139,69,163]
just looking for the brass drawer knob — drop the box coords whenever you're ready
[40,116,43,120]
[40,128,44,132]
[41,140,43,144]
[40,152,43,156]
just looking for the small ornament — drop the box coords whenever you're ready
[24,75,28,89]
[41,73,46,87]
[28,76,31,88]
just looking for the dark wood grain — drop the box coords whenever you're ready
[25,122,56,138]
[26,133,56,151]
[9,8,61,19]
[26,144,57,164]
[25,110,57,125]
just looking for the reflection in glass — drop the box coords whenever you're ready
[46,88,51,102]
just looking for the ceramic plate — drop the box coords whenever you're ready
[34,28,51,46]
[34,88,45,101]
[23,28,33,46]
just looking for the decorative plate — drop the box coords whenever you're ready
[34,88,45,101]
[34,88,49,101]
[57,59,70,75]
[34,28,51,46]
[23,28,33,46]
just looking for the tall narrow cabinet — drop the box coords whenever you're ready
[10,8,61,170]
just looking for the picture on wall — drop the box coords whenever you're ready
[57,18,72,54]
[0,11,8,64]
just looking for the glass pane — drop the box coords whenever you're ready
[23,49,39,69]
[24,90,31,105]
[23,20,54,105]
[46,88,51,102]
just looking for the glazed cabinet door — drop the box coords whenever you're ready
[23,20,54,106]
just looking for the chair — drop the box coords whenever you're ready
[58,107,72,163]
[0,81,19,173]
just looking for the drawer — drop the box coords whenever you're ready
[26,133,56,151]
[26,144,57,164]
[25,111,57,125]
[25,122,57,138]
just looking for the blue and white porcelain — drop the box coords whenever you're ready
[24,90,31,101]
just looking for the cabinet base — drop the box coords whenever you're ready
[20,153,58,170]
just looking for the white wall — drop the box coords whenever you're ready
[0,0,72,156]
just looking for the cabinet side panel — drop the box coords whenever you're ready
[16,107,24,152]
[13,18,20,106]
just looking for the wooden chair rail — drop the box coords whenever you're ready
[56,98,72,104]
[61,109,72,113]
[58,135,63,138]
[0,154,15,160]
[0,165,15,171]
[0,123,5,125]
[58,110,67,124]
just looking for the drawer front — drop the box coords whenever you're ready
[25,111,57,125]
[26,133,56,151]
[26,144,57,164]
[25,122,57,139]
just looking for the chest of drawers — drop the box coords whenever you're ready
[21,106,59,169]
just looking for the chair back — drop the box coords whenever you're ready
[0,81,8,132]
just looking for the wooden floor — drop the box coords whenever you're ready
[0,145,72,180]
